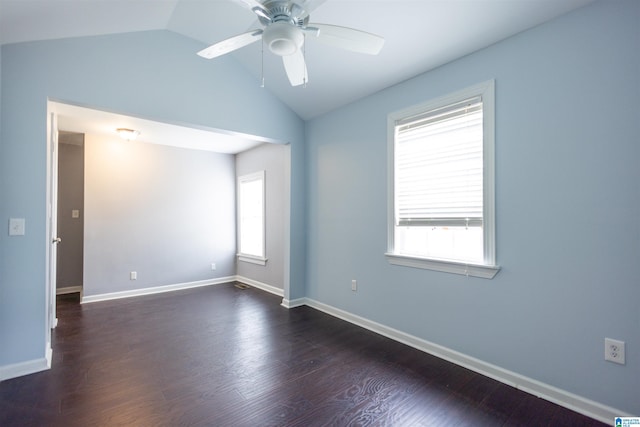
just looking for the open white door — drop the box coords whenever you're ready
[46,107,60,348]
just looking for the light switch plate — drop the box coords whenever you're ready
[9,218,25,236]
[72,209,80,218]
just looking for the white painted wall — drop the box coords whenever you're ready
[83,133,236,297]
[235,143,288,290]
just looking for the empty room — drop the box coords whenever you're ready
[0,0,638,425]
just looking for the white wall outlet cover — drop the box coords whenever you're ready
[9,218,26,236]
[72,209,80,218]
[604,338,625,365]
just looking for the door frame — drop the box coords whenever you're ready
[45,103,59,364]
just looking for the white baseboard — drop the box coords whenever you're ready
[57,286,82,295]
[302,297,630,424]
[235,276,283,297]
[281,297,306,308]
[81,277,235,304]
[45,344,52,369]
[0,353,51,382]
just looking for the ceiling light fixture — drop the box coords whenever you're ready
[117,128,140,141]
[262,22,304,56]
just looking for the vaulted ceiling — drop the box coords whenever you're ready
[1,0,595,121]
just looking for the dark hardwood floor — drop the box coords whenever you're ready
[0,283,606,426]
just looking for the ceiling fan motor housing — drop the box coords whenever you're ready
[263,21,304,56]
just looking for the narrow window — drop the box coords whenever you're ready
[386,81,499,278]
[237,171,267,265]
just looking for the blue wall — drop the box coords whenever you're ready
[305,0,639,414]
[1,0,638,417]
[0,30,305,367]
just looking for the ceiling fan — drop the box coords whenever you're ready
[197,0,384,86]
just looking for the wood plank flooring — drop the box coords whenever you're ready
[0,283,606,426]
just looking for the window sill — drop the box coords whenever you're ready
[385,253,500,279]
[237,254,268,266]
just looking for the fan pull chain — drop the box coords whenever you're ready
[302,33,307,89]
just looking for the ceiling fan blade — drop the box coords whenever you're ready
[197,30,263,59]
[310,23,384,55]
[282,50,308,86]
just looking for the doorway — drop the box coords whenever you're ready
[46,100,292,312]
[56,132,85,296]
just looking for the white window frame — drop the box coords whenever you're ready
[386,80,499,279]
[237,170,267,266]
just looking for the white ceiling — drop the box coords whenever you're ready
[2,0,594,145]
[51,101,271,153]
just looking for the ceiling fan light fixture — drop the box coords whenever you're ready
[263,22,303,56]
[197,0,385,87]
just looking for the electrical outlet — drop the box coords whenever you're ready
[211,263,216,271]
[130,271,137,281]
[604,338,625,365]
[351,279,357,292]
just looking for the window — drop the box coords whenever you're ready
[237,171,267,265]
[386,80,499,278]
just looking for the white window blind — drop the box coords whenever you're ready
[394,96,483,228]
[387,80,498,277]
